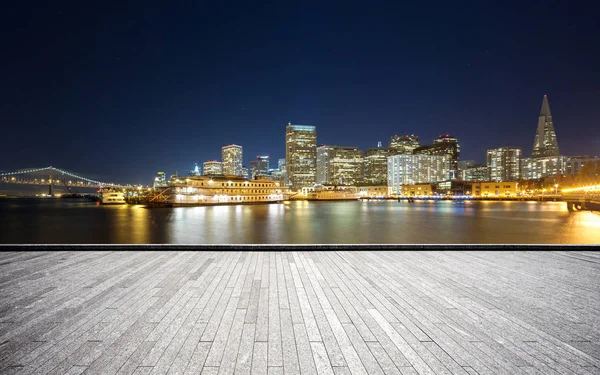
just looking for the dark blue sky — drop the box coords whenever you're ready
[1,1,599,184]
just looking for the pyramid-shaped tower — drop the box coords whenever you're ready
[532,95,560,157]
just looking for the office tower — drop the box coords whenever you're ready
[191,163,201,176]
[461,164,489,181]
[286,124,317,190]
[278,158,287,186]
[363,146,391,185]
[486,147,522,182]
[222,144,243,176]
[458,160,475,171]
[387,154,450,193]
[250,155,270,179]
[202,161,223,175]
[532,95,560,157]
[317,145,363,185]
[564,156,600,177]
[153,172,167,188]
[521,156,566,180]
[413,135,460,179]
[389,134,420,154]
[242,166,249,179]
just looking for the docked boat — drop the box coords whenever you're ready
[154,175,286,207]
[100,189,126,205]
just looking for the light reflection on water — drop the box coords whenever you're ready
[0,199,599,244]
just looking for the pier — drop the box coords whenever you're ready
[0,251,598,374]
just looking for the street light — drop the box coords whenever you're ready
[554,183,558,195]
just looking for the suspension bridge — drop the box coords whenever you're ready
[0,166,128,189]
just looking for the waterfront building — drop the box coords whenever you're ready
[461,164,489,181]
[387,154,450,194]
[565,156,600,177]
[532,95,560,157]
[487,147,522,182]
[436,180,472,196]
[389,134,420,154]
[363,146,391,185]
[222,144,243,176]
[202,161,223,176]
[317,145,364,185]
[250,155,270,179]
[358,185,389,198]
[168,175,285,206]
[397,183,435,196]
[471,181,519,197]
[521,156,566,180]
[153,172,167,188]
[307,185,361,200]
[286,124,317,190]
[413,135,460,179]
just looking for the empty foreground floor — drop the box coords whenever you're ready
[0,251,599,375]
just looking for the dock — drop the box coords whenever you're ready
[0,251,598,374]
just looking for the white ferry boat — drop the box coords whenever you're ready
[164,175,286,206]
[100,189,126,205]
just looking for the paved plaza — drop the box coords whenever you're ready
[0,251,599,375]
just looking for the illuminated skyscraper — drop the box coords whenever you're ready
[153,172,167,188]
[286,124,317,190]
[532,95,560,157]
[316,145,363,185]
[190,163,200,176]
[278,158,287,186]
[387,154,450,193]
[250,155,270,179]
[487,147,522,182]
[414,135,460,179]
[363,146,390,185]
[521,156,565,180]
[222,144,243,176]
[389,134,420,154]
[203,161,223,175]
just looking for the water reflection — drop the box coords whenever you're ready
[1,200,599,244]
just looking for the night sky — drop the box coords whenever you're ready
[2,1,599,184]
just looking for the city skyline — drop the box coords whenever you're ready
[1,2,599,184]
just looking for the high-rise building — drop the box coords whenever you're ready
[286,124,317,190]
[316,145,364,185]
[190,163,201,176]
[222,144,243,176]
[389,135,420,154]
[278,158,287,187]
[250,155,270,179]
[153,172,167,188]
[363,146,390,185]
[532,95,560,157]
[458,160,475,171]
[202,161,223,175]
[242,166,249,179]
[413,135,460,179]
[564,156,600,177]
[486,147,522,182]
[461,164,489,181]
[387,154,450,194]
[522,156,566,180]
